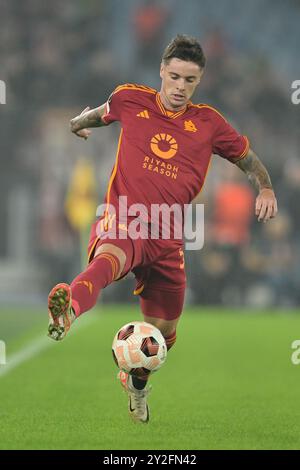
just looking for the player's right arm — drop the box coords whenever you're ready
[70,103,107,140]
[70,85,131,139]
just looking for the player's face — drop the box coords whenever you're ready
[160,58,203,110]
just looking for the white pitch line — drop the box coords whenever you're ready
[0,315,98,378]
[0,335,52,377]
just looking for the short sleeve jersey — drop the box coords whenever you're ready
[101,83,249,225]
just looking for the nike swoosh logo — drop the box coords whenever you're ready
[129,397,136,413]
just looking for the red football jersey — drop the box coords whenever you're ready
[100,83,249,235]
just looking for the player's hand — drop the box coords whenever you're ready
[255,188,278,222]
[70,106,92,140]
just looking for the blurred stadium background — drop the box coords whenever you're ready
[1,0,300,309]
[1,0,300,451]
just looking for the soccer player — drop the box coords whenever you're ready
[48,35,277,423]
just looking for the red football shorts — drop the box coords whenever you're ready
[87,217,186,321]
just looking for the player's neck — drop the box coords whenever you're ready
[158,91,187,113]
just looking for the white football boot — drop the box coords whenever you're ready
[118,371,151,423]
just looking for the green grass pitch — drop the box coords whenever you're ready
[1,305,300,450]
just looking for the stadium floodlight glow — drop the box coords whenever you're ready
[0,80,6,104]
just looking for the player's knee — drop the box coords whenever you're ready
[94,243,126,279]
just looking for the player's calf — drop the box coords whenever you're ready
[164,330,177,351]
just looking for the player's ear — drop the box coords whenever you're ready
[160,62,165,79]
[198,68,204,81]
[195,68,204,87]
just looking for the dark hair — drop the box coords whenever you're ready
[162,34,206,69]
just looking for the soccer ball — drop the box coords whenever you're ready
[112,321,167,377]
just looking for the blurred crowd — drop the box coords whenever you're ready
[0,0,299,307]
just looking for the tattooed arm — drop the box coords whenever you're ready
[234,148,278,222]
[70,103,107,140]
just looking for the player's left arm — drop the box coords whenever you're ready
[233,148,278,222]
[70,104,107,140]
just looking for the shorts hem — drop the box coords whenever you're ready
[140,283,186,294]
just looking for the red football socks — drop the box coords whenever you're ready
[70,253,120,317]
[164,330,177,351]
[131,330,177,390]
